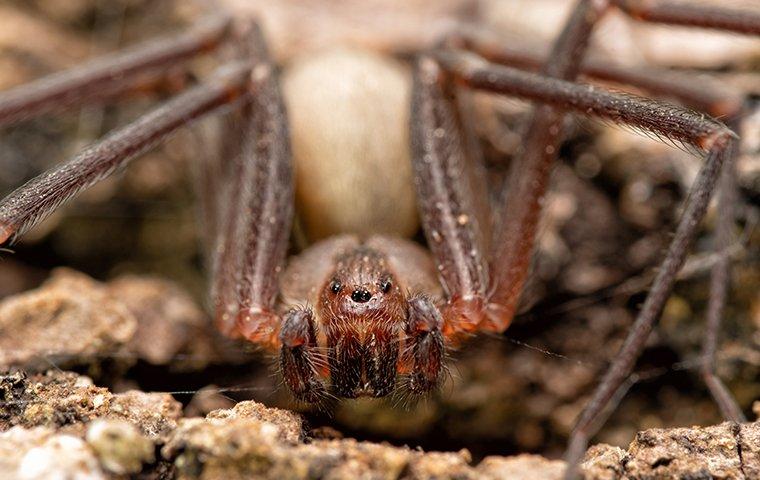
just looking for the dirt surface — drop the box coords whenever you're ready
[2,369,759,479]
[0,0,759,478]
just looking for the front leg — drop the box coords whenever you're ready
[280,308,328,403]
[410,56,493,338]
[404,294,445,394]
[208,25,294,347]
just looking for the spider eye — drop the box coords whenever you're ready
[330,279,342,294]
[380,279,392,293]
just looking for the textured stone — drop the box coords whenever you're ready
[0,269,135,371]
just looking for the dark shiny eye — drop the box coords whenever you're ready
[380,279,392,293]
[330,279,342,294]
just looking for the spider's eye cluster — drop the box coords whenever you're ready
[380,279,392,293]
[330,279,342,294]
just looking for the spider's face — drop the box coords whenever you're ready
[317,248,406,398]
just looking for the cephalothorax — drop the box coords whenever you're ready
[0,1,757,478]
[279,236,445,400]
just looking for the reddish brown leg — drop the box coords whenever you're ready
[208,104,250,336]
[446,26,744,117]
[0,62,252,246]
[280,308,328,403]
[700,118,746,423]
[614,0,760,34]
[611,0,757,431]
[434,46,739,479]
[435,52,736,154]
[565,138,737,479]
[485,0,609,327]
[405,294,445,393]
[207,23,283,337]
[227,43,293,348]
[409,56,491,338]
[0,15,232,127]
[410,0,609,337]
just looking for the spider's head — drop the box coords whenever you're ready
[316,247,406,398]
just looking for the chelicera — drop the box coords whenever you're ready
[0,1,757,478]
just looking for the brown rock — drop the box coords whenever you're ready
[108,275,216,368]
[477,454,565,480]
[580,444,627,480]
[0,269,228,373]
[625,422,742,478]
[581,421,760,479]
[3,371,759,479]
[0,370,181,440]
[0,269,136,371]
[206,400,303,444]
[0,370,112,432]
[109,390,183,439]
[407,450,475,479]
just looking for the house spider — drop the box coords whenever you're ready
[0,0,757,477]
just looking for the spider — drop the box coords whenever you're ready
[0,1,758,478]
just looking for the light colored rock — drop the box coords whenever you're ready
[206,400,303,444]
[476,454,565,480]
[85,419,154,474]
[18,432,104,480]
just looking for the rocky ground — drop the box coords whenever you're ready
[0,0,759,479]
[1,369,760,479]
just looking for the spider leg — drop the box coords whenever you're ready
[0,62,252,246]
[214,27,293,347]
[410,0,608,337]
[206,103,250,336]
[280,308,327,402]
[611,0,758,432]
[435,45,741,479]
[614,0,760,34]
[452,9,754,429]
[205,23,291,340]
[405,294,445,393]
[446,25,745,118]
[701,117,746,423]
[194,24,262,251]
[0,15,233,127]
[483,0,608,327]
[409,55,490,338]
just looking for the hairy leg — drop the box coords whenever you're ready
[405,294,445,393]
[409,56,491,338]
[446,25,744,118]
[0,15,232,127]
[434,46,739,477]
[700,118,746,423]
[484,0,609,328]
[208,23,284,337]
[614,0,760,34]
[218,28,293,348]
[451,10,753,427]
[280,308,328,403]
[0,62,252,246]
[612,0,757,433]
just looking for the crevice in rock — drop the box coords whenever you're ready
[732,422,747,479]
[651,456,672,469]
